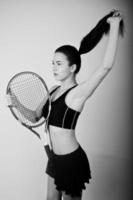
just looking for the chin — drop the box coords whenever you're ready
[54,76,62,82]
[54,75,63,81]
[54,73,70,82]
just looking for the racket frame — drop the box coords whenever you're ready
[6,71,51,130]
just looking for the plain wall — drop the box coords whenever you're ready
[0,0,132,200]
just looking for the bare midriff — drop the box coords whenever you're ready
[49,125,79,155]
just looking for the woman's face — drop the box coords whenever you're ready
[52,52,74,81]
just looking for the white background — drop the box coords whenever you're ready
[0,0,132,199]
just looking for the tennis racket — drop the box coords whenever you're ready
[6,71,52,157]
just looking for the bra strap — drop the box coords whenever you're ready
[50,86,60,95]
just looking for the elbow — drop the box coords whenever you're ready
[102,57,115,71]
[103,63,114,71]
[33,113,42,123]
[32,117,39,123]
[29,111,41,123]
[34,109,43,122]
[28,117,38,123]
[30,117,41,123]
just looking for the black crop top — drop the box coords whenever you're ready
[42,86,80,130]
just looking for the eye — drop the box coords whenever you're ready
[55,61,62,66]
[52,60,62,67]
[57,62,62,66]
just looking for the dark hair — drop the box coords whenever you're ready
[55,10,124,74]
[55,45,81,74]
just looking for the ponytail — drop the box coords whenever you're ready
[55,10,124,74]
[79,10,125,55]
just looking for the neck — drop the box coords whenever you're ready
[59,76,77,90]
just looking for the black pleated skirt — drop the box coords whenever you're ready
[46,145,91,197]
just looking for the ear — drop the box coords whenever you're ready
[70,64,77,73]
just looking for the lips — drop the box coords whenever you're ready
[54,73,58,76]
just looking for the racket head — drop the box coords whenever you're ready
[6,71,51,128]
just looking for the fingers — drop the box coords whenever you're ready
[5,94,13,106]
[111,9,123,18]
[5,93,17,107]
[7,87,12,95]
[107,9,124,25]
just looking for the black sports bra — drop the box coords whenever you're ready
[42,85,80,130]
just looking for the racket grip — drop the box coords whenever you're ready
[44,144,53,158]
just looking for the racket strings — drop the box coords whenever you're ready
[8,73,50,127]
[11,75,47,108]
[11,77,43,106]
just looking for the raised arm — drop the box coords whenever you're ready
[74,11,123,103]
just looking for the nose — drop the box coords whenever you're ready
[52,64,58,73]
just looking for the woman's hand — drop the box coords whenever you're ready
[6,91,19,108]
[107,9,123,25]
[6,89,39,123]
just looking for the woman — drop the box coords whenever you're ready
[9,10,124,200]
[43,10,123,200]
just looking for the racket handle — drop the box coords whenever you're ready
[44,145,53,158]
[27,127,52,158]
[19,125,52,158]
[40,131,48,145]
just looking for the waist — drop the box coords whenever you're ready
[49,125,79,155]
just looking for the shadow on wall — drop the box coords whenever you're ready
[84,154,133,200]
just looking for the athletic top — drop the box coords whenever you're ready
[42,85,80,130]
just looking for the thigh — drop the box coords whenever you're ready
[62,192,82,200]
[47,175,62,200]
